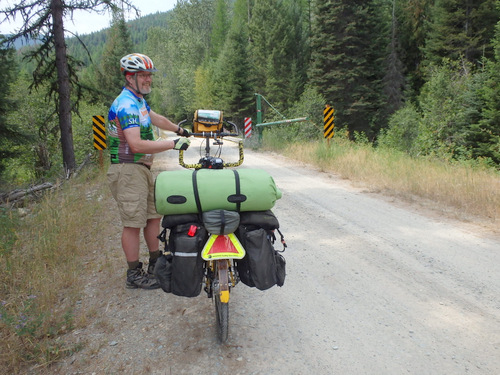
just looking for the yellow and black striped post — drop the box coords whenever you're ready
[92,115,106,150]
[92,115,106,168]
[323,105,335,143]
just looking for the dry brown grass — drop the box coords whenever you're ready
[0,166,113,373]
[274,139,500,225]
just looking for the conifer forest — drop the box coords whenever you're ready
[1,0,499,184]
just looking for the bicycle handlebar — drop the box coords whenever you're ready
[189,131,239,138]
[176,118,243,169]
[179,140,244,169]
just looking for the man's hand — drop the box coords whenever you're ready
[173,138,190,150]
[176,126,191,137]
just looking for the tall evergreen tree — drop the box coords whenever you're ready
[308,0,389,138]
[396,0,433,95]
[424,0,499,66]
[95,10,134,103]
[383,0,405,117]
[193,64,217,110]
[8,74,61,178]
[248,0,309,111]
[213,0,254,118]
[0,41,23,177]
[466,5,500,163]
[211,0,230,58]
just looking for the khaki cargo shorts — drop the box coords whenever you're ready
[107,163,161,228]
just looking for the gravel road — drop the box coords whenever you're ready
[52,137,499,375]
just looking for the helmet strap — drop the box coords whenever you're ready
[134,74,141,94]
[125,73,143,97]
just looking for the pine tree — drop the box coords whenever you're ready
[308,0,388,138]
[211,0,230,58]
[424,0,499,65]
[466,6,500,164]
[95,10,134,103]
[213,0,254,118]
[396,0,433,95]
[248,0,309,110]
[0,41,23,175]
[382,0,405,117]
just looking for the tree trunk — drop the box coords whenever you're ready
[51,0,76,175]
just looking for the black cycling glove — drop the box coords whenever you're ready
[173,138,190,150]
[176,126,190,137]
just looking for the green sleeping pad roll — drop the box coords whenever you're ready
[155,169,282,215]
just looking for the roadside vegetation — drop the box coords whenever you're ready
[263,131,500,224]
[0,166,111,373]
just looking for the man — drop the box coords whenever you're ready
[107,53,190,289]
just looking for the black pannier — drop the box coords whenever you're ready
[170,223,207,297]
[235,210,286,290]
[154,253,172,293]
[240,210,280,231]
[156,215,208,297]
[161,213,200,229]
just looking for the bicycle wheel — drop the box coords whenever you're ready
[215,293,229,342]
[214,260,230,343]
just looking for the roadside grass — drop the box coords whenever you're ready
[0,166,111,373]
[261,135,500,225]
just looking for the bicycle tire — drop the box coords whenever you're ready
[214,260,230,343]
[215,294,229,343]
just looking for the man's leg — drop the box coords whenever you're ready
[122,226,141,264]
[144,218,162,275]
[144,218,161,252]
[122,226,160,290]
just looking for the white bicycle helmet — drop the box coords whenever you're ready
[120,53,157,74]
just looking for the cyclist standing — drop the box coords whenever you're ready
[107,53,190,289]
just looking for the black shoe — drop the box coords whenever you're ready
[126,263,160,290]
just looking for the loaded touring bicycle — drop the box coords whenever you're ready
[153,110,287,342]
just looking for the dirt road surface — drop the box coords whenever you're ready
[52,137,499,375]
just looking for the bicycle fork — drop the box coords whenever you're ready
[213,260,229,303]
[206,259,235,303]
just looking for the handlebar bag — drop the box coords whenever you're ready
[155,169,282,215]
[193,109,223,133]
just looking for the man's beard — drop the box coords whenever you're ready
[140,85,152,95]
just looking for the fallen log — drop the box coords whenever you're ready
[1,153,95,205]
[0,182,55,204]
